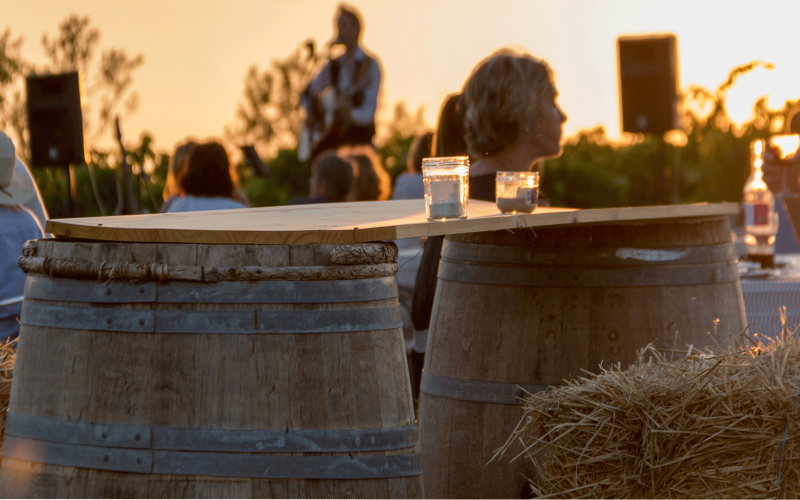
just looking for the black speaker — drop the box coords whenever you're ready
[26,72,86,167]
[618,34,679,135]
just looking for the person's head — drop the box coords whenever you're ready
[790,110,800,135]
[0,131,34,206]
[408,131,433,174]
[164,140,198,199]
[335,4,362,48]
[341,146,390,201]
[177,141,238,198]
[433,94,468,157]
[310,151,353,202]
[462,49,567,160]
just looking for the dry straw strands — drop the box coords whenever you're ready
[0,338,16,453]
[497,310,800,499]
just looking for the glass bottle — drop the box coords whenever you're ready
[743,139,779,268]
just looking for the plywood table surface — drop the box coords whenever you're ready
[46,200,739,245]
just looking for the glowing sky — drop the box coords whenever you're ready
[5,0,800,152]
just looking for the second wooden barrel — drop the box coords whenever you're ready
[418,216,746,498]
[0,239,422,498]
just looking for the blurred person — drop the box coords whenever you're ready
[0,131,44,343]
[389,132,432,379]
[391,131,432,202]
[341,145,391,201]
[410,49,567,399]
[161,140,197,213]
[300,4,382,161]
[166,141,248,213]
[432,94,468,159]
[289,151,353,205]
[162,140,249,213]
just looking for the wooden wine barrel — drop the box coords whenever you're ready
[418,216,746,499]
[0,239,422,498]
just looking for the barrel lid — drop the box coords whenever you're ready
[45,200,738,245]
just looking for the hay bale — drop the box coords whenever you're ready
[0,338,16,453]
[498,311,800,499]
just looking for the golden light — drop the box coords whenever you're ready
[768,134,800,160]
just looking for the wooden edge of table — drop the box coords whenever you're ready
[45,201,740,245]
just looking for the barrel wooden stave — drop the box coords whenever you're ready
[419,218,746,498]
[1,240,421,499]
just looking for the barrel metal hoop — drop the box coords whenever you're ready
[442,240,736,267]
[3,413,419,453]
[438,260,740,288]
[23,275,397,304]
[20,303,402,334]
[1,436,422,479]
[420,371,549,405]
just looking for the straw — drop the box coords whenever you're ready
[0,338,16,452]
[496,308,800,499]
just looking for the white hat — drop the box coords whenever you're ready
[0,131,35,205]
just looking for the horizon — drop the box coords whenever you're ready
[4,0,800,154]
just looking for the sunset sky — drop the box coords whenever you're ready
[5,0,800,153]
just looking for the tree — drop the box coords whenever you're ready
[40,14,143,146]
[227,45,316,157]
[0,15,144,162]
[0,28,29,156]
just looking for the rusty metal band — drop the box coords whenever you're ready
[442,240,736,267]
[420,371,549,405]
[23,275,398,304]
[1,436,422,479]
[3,412,419,452]
[20,302,402,334]
[437,259,739,288]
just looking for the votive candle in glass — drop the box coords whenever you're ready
[495,171,539,214]
[422,156,469,220]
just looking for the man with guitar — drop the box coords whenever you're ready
[299,4,381,162]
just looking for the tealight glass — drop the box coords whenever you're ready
[422,157,469,220]
[495,171,539,214]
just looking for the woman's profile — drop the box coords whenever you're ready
[412,46,568,429]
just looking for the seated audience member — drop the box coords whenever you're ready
[289,151,353,205]
[162,140,250,212]
[0,132,44,343]
[341,146,391,201]
[391,131,432,201]
[161,140,198,213]
[12,158,48,229]
[166,141,248,213]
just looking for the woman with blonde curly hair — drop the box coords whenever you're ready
[461,48,566,200]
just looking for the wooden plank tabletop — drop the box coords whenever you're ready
[46,200,739,245]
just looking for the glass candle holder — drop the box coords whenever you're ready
[495,171,539,214]
[422,157,469,220]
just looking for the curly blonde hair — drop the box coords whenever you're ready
[462,49,554,158]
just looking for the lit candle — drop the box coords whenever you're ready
[495,171,539,214]
[423,157,469,220]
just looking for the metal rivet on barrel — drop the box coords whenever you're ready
[101,432,108,439]
[139,319,145,326]
[106,317,113,325]
[103,455,109,462]
[105,288,112,296]
[134,434,141,441]
[138,286,145,294]
[136,457,143,464]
